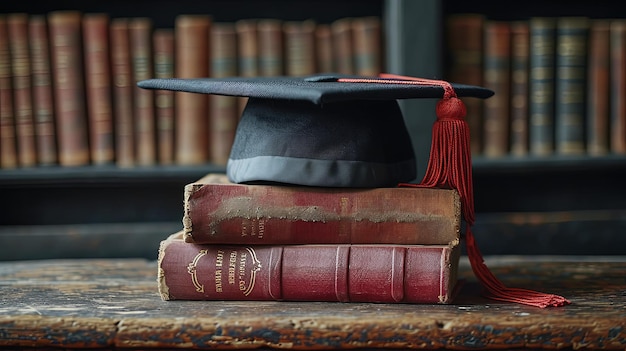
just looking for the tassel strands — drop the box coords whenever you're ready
[339,73,570,308]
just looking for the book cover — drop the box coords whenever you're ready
[7,13,36,167]
[209,23,239,166]
[529,17,556,157]
[586,20,610,156]
[110,18,135,167]
[351,16,382,76]
[445,14,485,156]
[130,17,156,166]
[283,20,317,76]
[83,13,114,165]
[0,15,18,169]
[28,15,57,166]
[610,19,626,155]
[482,21,511,158]
[509,21,530,157]
[153,28,175,165]
[555,17,588,155]
[175,15,211,165]
[49,11,89,167]
[183,174,461,245]
[158,231,460,304]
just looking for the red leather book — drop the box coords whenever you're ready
[158,231,460,303]
[183,174,460,245]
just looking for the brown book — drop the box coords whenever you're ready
[49,11,89,167]
[445,14,485,155]
[482,21,511,158]
[555,17,588,156]
[82,13,114,165]
[110,19,135,167]
[509,21,530,157]
[351,16,382,76]
[130,17,156,166]
[283,20,317,76]
[0,15,18,169]
[610,19,626,155]
[587,20,611,156]
[209,23,239,166]
[235,19,258,115]
[175,15,211,165]
[331,17,354,75]
[28,15,57,166]
[7,13,36,167]
[153,28,175,165]
[158,231,460,303]
[182,173,460,245]
[315,24,334,73]
[257,19,284,76]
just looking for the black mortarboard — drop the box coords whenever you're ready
[138,74,570,308]
[137,74,492,188]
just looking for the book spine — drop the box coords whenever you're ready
[257,19,284,77]
[351,16,382,76]
[175,15,211,165]
[555,17,588,155]
[183,182,461,245]
[130,17,156,166]
[158,238,459,303]
[283,20,317,76]
[610,20,626,155]
[315,24,334,73]
[153,28,175,165]
[445,14,485,156]
[529,17,556,157]
[331,18,354,75]
[28,15,57,166]
[49,11,89,167]
[0,15,18,169]
[82,13,114,165]
[8,13,37,167]
[209,23,239,166]
[482,21,511,158]
[110,18,135,167]
[586,20,611,156]
[509,21,530,157]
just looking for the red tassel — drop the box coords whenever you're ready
[339,74,570,307]
[397,78,570,308]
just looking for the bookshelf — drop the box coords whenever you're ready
[1,0,625,260]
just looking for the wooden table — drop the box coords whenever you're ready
[1,256,625,350]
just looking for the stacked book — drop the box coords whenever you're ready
[157,173,463,304]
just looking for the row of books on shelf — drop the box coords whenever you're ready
[0,11,383,170]
[446,14,626,159]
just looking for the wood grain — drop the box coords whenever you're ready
[0,257,625,349]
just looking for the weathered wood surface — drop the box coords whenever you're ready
[0,257,625,350]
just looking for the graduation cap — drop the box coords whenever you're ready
[138,73,569,308]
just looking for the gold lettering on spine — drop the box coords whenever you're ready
[188,249,208,293]
[239,247,262,296]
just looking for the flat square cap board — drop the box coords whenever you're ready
[138,74,493,187]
